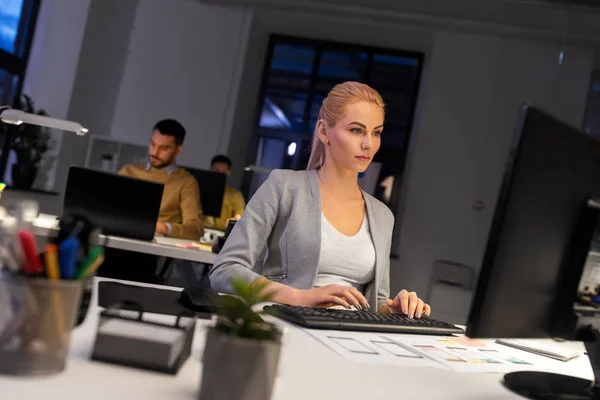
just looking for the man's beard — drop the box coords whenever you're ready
[149,156,173,169]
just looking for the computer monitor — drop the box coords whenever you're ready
[63,166,164,241]
[465,105,600,399]
[241,165,272,202]
[183,167,226,219]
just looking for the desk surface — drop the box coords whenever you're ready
[101,235,215,264]
[6,213,216,265]
[0,278,593,400]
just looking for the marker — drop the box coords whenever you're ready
[59,236,80,279]
[46,243,66,339]
[18,230,42,275]
[78,254,104,279]
[75,246,104,279]
[44,244,60,280]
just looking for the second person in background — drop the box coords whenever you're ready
[210,81,431,318]
[204,154,246,230]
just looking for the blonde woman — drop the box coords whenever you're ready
[210,82,430,318]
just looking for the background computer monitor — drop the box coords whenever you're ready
[63,166,164,241]
[241,165,272,202]
[465,105,600,398]
[183,167,226,219]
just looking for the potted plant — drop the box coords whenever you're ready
[199,278,283,400]
[4,95,52,189]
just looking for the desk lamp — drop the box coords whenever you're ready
[0,106,88,182]
[0,108,88,136]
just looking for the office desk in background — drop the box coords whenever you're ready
[0,277,593,400]
[6,213,216,265]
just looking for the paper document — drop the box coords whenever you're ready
[154,237,212,251]
[390,335,547,373]
[304,329,445,369]
[305,328,547,373]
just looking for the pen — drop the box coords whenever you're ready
[18,230,42,275]
[44,244,60,280]
[75,246,104,279]
[78,254,104,279]
[46,243,66,340]
[59,236,80,279]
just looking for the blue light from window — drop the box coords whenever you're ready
[270,44,316,75]
[374,54,418,66]
[0,0,24,54]
[287,142,296,156]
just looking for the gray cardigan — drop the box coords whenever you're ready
[209,169,395,310]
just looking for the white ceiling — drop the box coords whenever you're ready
[199,0,600,47]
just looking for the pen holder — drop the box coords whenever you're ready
[0,273,83,376]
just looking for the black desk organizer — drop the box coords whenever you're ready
[91,301,196,374]
[97,281,214,318]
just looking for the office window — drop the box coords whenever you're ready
[0,0,39,105]
[585,73,600,141]
[250,35,423,213]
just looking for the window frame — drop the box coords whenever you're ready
[248,33,424,163]
[0,0,41,106]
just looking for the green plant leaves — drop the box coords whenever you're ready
[217,295,264,324]
[214,276,281,341]
[230,276,274,307]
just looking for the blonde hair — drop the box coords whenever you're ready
[307,81,385,170]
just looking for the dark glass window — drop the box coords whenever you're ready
[0,0,39,105]
[250,35,423,214]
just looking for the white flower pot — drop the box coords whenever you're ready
[199,327,282,400]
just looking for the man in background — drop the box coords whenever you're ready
[98,119,203,284]
[120,119,203,240]
[204,154,245,230]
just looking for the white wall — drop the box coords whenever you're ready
[223,15,269,188]
[109,0,252,170]
[68,0,138,137]
[22,0,92,120]
[21,0,92,194]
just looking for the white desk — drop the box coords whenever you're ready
[8,213,216,265]
[101,235,215,265]
[0,278,594,399]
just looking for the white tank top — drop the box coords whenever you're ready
[313,212,376,291]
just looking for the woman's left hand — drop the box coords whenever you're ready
[383,290,431,318]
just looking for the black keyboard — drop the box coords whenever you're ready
[263,305,465,335]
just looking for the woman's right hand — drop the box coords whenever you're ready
[295,285,369,310]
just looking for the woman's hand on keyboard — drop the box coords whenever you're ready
[297,285,369,310]
[383,290,431,319]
